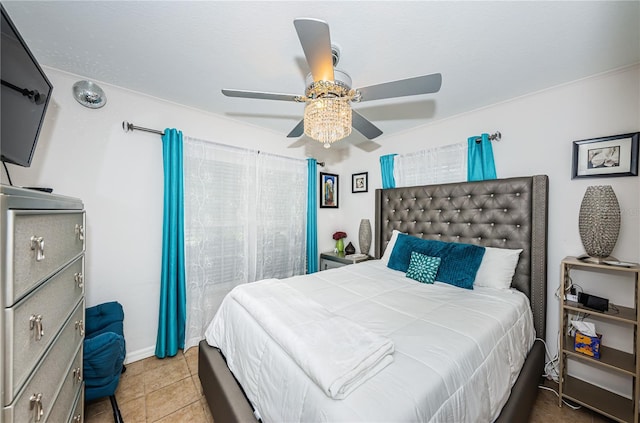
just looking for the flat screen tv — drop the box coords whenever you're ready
[1,4,53,167]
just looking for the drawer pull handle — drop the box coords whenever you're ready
[74,272,84,289]
[29,314,44,341]
[73,414,82,422]
[72,367,82,382]
[30,236,45,261]
[75,224,85,241]
[75,319,85,336]
[30,392,44,422]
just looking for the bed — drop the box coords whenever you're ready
[198,175,549,422]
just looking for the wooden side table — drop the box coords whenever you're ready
[558,256,640,423]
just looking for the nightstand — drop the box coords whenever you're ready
[320,251,369,271]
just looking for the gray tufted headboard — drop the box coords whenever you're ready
[374,175,548,338]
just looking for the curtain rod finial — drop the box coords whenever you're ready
[122,121,133,132]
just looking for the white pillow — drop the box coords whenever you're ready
[474,247,523,289]
[381,230,404,265]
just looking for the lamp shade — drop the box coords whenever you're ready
[578,185,620,261]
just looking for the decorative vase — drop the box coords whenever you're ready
[345,242,356,255]
[578,185,620,263]
[335,238,345,254]
[359,219,372,255]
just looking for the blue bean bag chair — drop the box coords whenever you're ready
[84,301,126,423]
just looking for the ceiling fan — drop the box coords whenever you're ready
[222,18,442,148]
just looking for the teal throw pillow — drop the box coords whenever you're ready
[388,234,485,289]
[406,252,441,284]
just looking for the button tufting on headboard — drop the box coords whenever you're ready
[375,175,549,339]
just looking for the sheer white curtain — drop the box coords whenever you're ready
[394,142,467,187]
[255,153,307,280]
[182,137,307,349]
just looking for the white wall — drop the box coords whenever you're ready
[330,64,640,395]
[1,68,313,361]
[4,64,638,377]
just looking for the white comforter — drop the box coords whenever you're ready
[205,260,535,423]
[222,279,394,399]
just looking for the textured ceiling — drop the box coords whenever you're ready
[3,1,639,149]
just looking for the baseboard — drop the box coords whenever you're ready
[125,346,156,364]
[124,342,201,364]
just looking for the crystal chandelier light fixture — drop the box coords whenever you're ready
[300,73,358,148]
[304,97,352,148]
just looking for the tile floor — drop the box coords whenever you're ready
[85,348,212,423]
[85,348,614,422]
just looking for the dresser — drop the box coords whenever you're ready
[0,185,86,423]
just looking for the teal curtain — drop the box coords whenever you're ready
[306,159,318,273]
[467,134,497,181]
[380,154,397,189]
[156,128,186,358]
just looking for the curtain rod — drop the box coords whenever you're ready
[121,121,325,166]
[474,131,502,144]
[122,121,165,135]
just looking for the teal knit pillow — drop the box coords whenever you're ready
[406,252,441,284]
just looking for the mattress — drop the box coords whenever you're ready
[205,260,535,422]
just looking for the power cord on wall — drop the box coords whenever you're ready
[2,161,13,186]
[535,337,582,410]
[562,275,620,315]
[537,336,560,382]
[541,312,587,381]
[537,384,582,410]
[555,273,584,302]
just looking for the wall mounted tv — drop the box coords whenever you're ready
[1,4,53,167]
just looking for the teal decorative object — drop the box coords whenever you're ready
[406,252,441,284]
[387,234,485,289]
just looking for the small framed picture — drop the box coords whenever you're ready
[572,133,639,179]
[352,172,368,193]
[320,172,339,208]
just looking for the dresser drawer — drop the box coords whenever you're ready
[3,258,84,403]
[4,210,85,306]
[3,299,84,422]
[67,386,84,423]
[47,346,83,423]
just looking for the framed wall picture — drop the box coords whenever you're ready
[352,172,368,193]
[572,132,639,179]
[320,172,339,208]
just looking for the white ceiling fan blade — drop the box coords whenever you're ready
[287,119,305,138]
[352,110,383,140]
[222,89,299,102]
[357,73,442,102]
[294,18,334,82]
